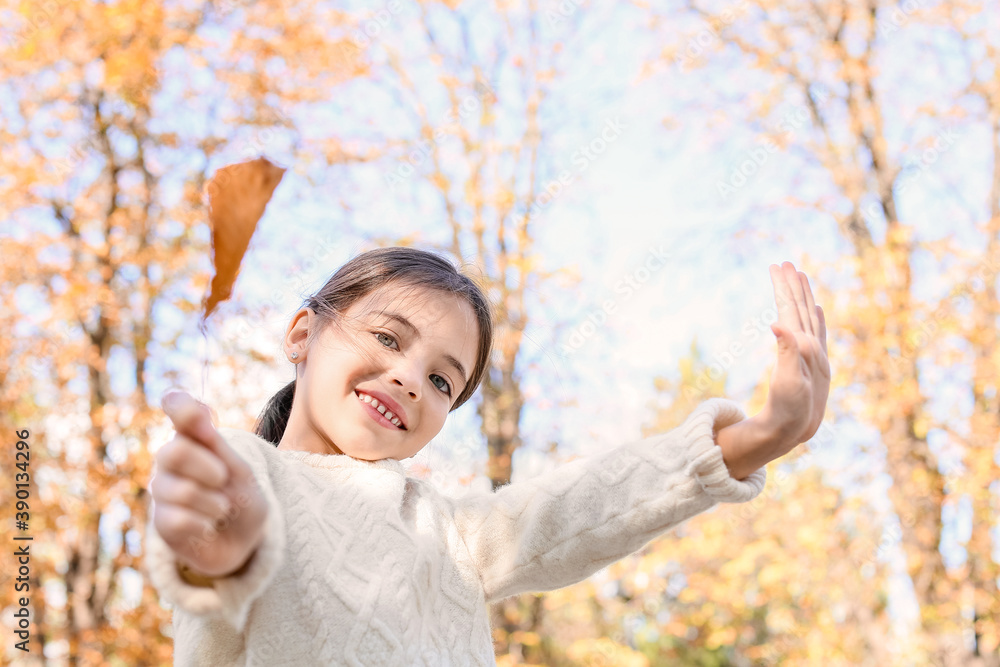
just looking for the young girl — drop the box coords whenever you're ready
[146,246,829,666]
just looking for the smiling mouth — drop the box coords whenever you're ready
[355,391,407,430]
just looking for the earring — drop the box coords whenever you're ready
[291,352,299,360]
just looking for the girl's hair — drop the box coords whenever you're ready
[253,246,495,445]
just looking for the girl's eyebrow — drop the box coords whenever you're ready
[378,311,469,389]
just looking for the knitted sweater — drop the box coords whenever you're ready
[145,397,767,666]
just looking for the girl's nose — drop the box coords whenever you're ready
[390,364,421,401]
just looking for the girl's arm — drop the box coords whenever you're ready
[449,261,829,604]
[144,394,286,633]
[449,397,770,604]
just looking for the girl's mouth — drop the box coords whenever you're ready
[355,391,406,430]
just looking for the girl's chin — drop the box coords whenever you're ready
[340,440,423,462]
[336,436,401,461]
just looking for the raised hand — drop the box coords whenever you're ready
[151,391,268,578]
[760,261,831,450]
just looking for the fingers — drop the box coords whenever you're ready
[783,262,812,336]
[153,500,222,554]
[771,262,820,337]
[816,304,828,355]
[770,263,802,333]
[798,271,819,337]
[161,391,247,479]
[156,436,228,489]
[151,471,233,523]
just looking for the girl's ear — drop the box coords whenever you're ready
[284,307,315,352]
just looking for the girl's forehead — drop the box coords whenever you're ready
[358,284,463,316]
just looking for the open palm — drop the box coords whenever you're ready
[762,261,831,450]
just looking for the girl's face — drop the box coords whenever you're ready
[276,282,479,461]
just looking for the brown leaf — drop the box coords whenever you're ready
[201,157,286,321]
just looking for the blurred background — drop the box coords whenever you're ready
[0,0,998,665]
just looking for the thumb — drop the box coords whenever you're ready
[162,391,234,467]
[771,323,798,355]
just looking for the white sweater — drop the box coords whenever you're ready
[145,397,767,666]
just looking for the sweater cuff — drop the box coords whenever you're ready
[144,489,286,633]
[678,398,767,503]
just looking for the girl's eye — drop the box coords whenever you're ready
[430,374,451,395]
[375,332,398,349]
[375,332,451,395]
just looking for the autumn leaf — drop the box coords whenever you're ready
[202,157,286,321]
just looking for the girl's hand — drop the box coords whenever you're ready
[758,261,831,455]
[151,391,268,578]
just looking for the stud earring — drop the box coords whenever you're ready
[291,352,299,360]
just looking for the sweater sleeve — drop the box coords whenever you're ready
[143,428,286,633]
[449,398,767,604]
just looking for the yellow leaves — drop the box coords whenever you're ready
[495,188,516,210]
[766,607,797,635]
[793,523,825,550]
[431,171,450,192]
[565,637,650,666]
[464,179,484,207]
[757,562,786,589]
[202,157,287,320]
[704,625,737,650]
[509,630,540,646]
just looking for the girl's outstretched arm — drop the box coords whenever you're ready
[446,261,829,604]
[448,397,769,604]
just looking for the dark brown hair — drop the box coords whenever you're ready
[253,246,494,445]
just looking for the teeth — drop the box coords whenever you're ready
[356,391,405,429]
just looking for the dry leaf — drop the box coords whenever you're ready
[201,157,286,321]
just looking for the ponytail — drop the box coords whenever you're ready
[253,379,296,446]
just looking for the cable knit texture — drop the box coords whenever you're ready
[145,397,767,666]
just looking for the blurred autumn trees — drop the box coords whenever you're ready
[1,1,998,666]
[0,1,368,663]
[633,1,998,665]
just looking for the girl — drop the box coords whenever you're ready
[146,246,829,666]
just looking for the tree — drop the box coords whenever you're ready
[640,1,999,663]
[0,1,367,662]
[361,2,611,661]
